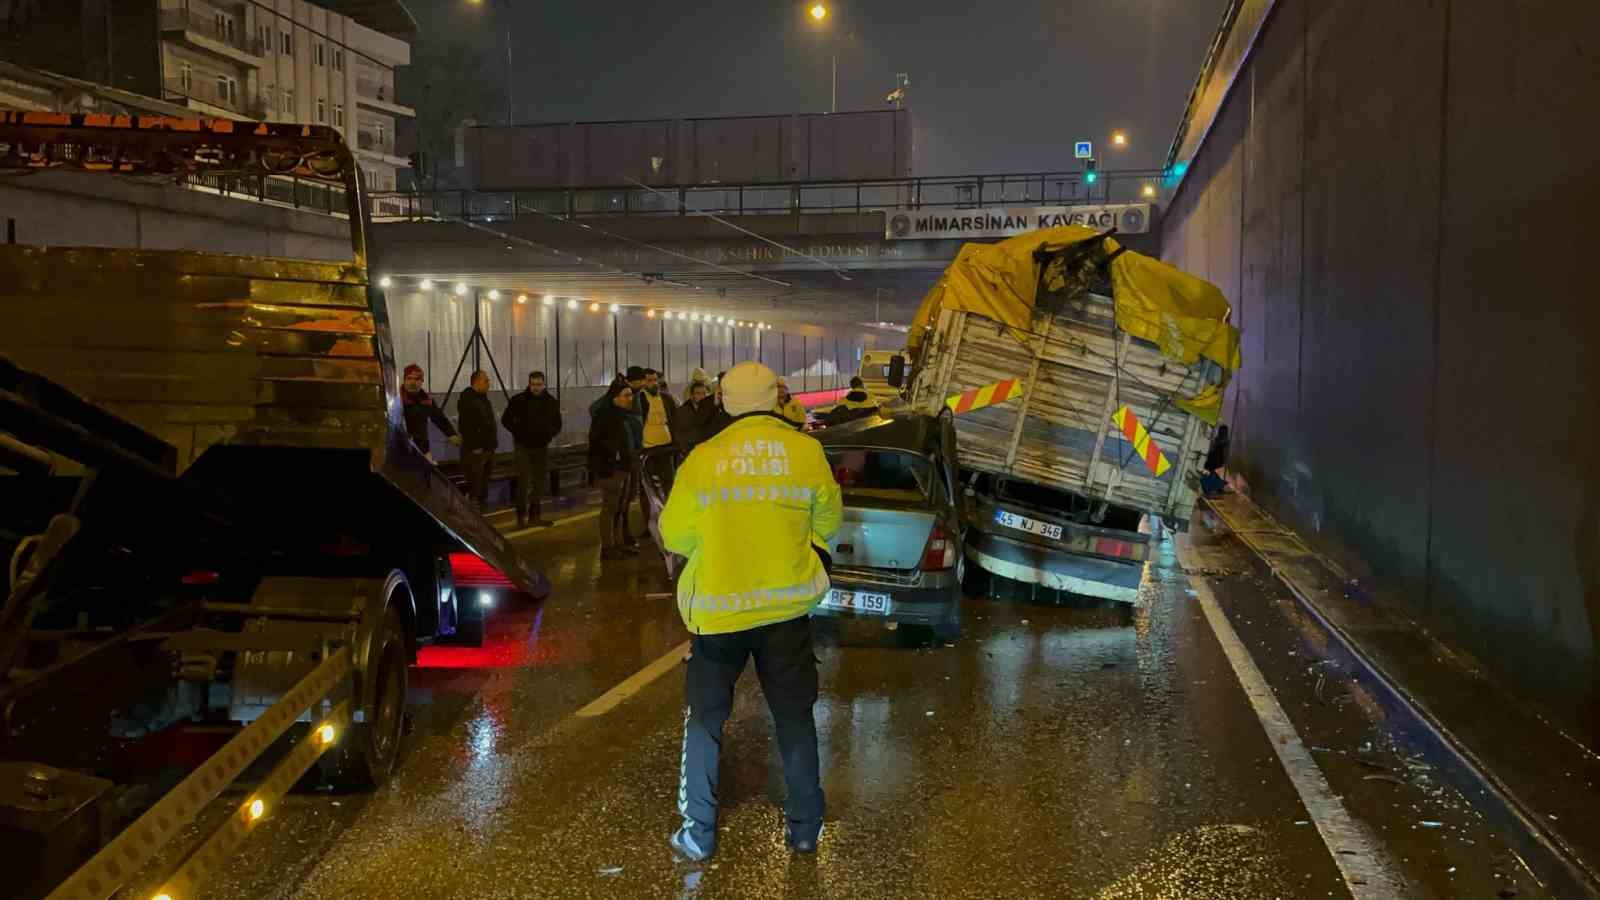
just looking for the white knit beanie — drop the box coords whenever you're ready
[720,361,779,417]
[690,367,710,386]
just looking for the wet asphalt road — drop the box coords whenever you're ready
[131,506,1550,899]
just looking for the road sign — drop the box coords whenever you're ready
[1074,141,1093,160]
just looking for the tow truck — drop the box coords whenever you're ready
[0,114,548,899]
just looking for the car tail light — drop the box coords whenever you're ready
[921,523,956,571]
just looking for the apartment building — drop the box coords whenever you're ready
[158,0,414,192]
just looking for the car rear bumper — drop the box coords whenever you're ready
[812,572,959,626]
[965,530,1143,603]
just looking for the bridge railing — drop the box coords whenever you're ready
[370,169,1169,223]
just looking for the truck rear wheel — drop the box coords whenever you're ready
[321,606,408,789]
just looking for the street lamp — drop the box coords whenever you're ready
[806,3,837,113]
[1111,130,1128,148]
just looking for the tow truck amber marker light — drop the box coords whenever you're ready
[318,723,338,744]
[247,798,265,821]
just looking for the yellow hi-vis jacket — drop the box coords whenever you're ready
[660,413,843,635]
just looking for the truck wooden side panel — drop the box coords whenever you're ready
[913,294,1213,524]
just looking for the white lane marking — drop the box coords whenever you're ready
[499,509,600,539]
[1176,534,1405,898]
[574,639,691,718]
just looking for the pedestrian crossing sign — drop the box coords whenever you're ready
[1074,141,1093,160]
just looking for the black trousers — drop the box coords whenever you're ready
[678,614,823,850]
[462,449,494,507]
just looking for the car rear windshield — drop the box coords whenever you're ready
[825,448,933,502]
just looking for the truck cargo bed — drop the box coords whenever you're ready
[919,299,1212,524]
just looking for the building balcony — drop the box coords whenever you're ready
[354,82,414,118]
[160,5,265,67]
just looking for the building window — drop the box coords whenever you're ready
[180,62,193,92]
[259,24,271,53]
[217,75,237,108]
[333,49,344,71]
[315,43,325,66]
[214,13,235,45]
[334,104,344,128]
[377,121,386,145]
[281,29,292,56]
[282,89,293,115]
[316,98,326,122]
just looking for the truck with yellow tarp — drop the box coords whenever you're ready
[889,225,1240,603]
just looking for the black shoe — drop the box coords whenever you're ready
[785,822,822,854]
[532,519,554,528]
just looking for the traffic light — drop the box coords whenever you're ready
[1084,157,1098,185]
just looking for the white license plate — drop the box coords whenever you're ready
[995,508,1064,540]
[822,589,892,615]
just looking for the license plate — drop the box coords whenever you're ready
[822,589,892,615]
[995,508,1064,540]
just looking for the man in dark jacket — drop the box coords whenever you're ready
[501,371,563,528]
[458,370,499,509]
[673,380,718,453]
[588,379,637,561]
[400,364,461,461]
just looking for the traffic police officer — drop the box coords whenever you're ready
[659,361,843,862]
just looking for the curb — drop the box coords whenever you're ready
[1204,494,1600,899]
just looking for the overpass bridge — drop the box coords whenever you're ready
[368,169,1165,331]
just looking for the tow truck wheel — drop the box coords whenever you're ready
[321,606,408,789]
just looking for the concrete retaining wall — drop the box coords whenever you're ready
[1162,0,1600,741]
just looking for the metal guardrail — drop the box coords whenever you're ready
[371,169,1170,223]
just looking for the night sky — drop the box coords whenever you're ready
[406,0,1229,175]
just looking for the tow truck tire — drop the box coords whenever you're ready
[321,606,408,790]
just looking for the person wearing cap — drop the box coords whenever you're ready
[400,364,460,462]
[659,361,842,862]
[774,377,806,428]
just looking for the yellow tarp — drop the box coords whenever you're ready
[907,225,1241,422]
